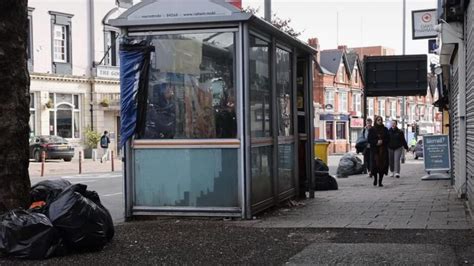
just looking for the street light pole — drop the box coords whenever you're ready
[264,0,271,22]
[401,0,407,137]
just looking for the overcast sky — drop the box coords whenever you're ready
[241,0,437,56]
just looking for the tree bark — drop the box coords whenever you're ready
[0,0,31,213]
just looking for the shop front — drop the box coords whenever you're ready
[111,0,316,218]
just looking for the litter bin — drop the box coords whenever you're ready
[314,139,330,165]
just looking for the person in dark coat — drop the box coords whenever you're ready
[368,115,389,187]
[388,120,409,178]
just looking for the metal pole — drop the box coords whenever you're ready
[79,151,82,174]
[111,150,115,172]
[401,0,407,137]
[264,0,271,22]
[41,151,45,177]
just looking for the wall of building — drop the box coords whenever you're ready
[28,0,124,158]
[465,0,474,209]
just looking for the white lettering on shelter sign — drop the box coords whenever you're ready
[412,9,438,39]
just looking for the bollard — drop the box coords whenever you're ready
[79,151,82,174]
[111,150,114,172]
[40,151,45,177]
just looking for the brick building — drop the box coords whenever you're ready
[310,39,442,154]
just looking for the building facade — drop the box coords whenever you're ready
[436,0,474,208]
[27,0,133,157]
[310,41,442,154]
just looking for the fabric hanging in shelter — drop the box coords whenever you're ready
[119,39,154,147]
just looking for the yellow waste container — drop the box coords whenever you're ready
[314,140,330,165]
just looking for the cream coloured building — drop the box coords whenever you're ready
[28,0,135,157]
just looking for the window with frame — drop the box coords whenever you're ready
[353,69,359,84]
[53,25,67,63]
[339,91,347,113]
[104,30,120,66]
[326,121,334,139]
[27,8,34,71]
[378,99,385,117]
[29,93,35,137]
[336,121,346,139]
[50,11,73,74]
[48,93,80,139]
[353,93,361,114]
[338,65,345,82]
[324,90,335,110]
[410,105,416,122]
[390,101,396,118]
[368,98,374,118]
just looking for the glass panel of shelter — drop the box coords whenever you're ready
[140,31,237,140]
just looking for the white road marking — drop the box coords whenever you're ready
[102,192,123,197]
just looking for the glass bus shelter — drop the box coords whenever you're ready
[111,0,316,219]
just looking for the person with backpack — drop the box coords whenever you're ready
[100,131,110,163]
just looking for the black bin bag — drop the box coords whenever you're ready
[47,184,114,251]
[30,179,72,203]
[0,209,62,259]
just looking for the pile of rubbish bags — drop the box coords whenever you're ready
[0,179,114,259]
[313,158,338,191]
[336,152,365,178]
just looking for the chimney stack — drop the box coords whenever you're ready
[308,37,320,63]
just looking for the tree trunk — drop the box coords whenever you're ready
[0,0,31,213]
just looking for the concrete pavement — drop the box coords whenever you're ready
[249,154,473,230]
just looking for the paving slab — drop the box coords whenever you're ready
[252,155,474,230]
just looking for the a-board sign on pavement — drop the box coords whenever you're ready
[423,135,451,171]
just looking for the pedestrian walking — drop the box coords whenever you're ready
[362,118,373,177]
[100,131,110,163]
[368,115,389,187]
[388,120,409,178]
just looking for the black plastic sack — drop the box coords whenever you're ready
[0,209,62,259]
[47,184,114,251]
[30,179,72,203]
[336,153,364,177]
[314,158,329,172]
[314,172,338,191]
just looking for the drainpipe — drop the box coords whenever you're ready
[87,0,95,130]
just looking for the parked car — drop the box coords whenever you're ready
[413,139,423,159]
[29,135,74,162]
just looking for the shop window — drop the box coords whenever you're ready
[336,121,346,139]
[249,35,271,138]
[326,121,334,140]
[142,31,236,139]
[50,11,73,74]
[276,48,292,137]
[48,93,80,138]
[390,101,396,118]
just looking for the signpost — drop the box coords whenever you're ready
[421,134,451,180]
[412,9,437,40]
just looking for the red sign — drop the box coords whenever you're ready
[225,0,242,9]
[350,118,364,128]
